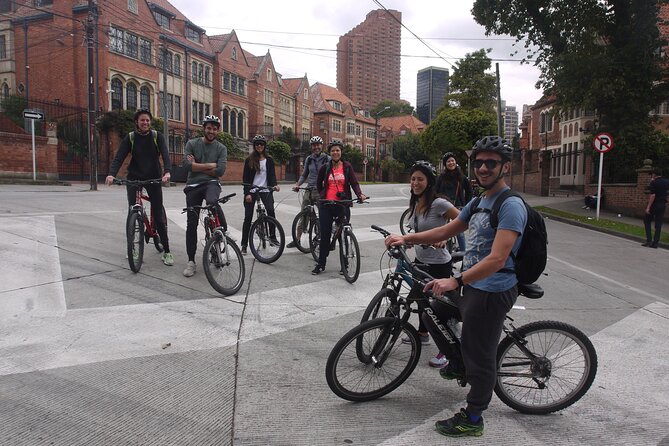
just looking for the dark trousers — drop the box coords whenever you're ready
[241,191,276,248]
[452,285,517,417]
[408,262,452,333]
[644,204,666,245]
[184,182,226,262]
[126,183,169,253]
[317,203,350,267]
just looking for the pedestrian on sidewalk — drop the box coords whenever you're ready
[643,168,668,248]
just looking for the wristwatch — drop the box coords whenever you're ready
[453,272,465,288]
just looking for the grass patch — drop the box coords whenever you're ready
[536,206,669,244]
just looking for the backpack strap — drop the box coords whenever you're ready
[489,189,520,229]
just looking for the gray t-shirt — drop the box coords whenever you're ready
[409,198,454,264]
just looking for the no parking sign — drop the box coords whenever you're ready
[593,132,614,153]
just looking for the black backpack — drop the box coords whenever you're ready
[471,189,548,284]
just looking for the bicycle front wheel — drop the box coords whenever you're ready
[249,216,285,264]
[326,317,421,402]
[291,210,315,254]
[339,228,360,283]
[494,320,598,415]
[399,208,412,235]
[203,233,246,296]
[127,212,144,273]
[361,288,402,323]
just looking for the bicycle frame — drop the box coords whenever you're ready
[133,188,158,238]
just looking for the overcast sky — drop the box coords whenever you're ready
[168,0,543,113]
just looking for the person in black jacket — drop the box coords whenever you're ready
[105,108,173,266]
[643,168,669,248]
[240,135,280,254]
[435,152,473,251]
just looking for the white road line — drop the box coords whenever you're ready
[548,255,665,301]
[0,216,66,322]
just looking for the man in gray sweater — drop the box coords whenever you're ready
[181,115,228,277]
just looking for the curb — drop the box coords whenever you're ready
[540,212,668,250]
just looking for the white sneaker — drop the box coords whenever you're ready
[429,353,448,368]
[183,261,196,277]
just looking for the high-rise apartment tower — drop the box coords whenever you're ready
[336,9,402,110]
[416,66,449,124]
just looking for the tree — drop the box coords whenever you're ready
[278,126,300,149]
[371,100,415,117]
[342,144,364,171]
[0,95,27,128]
[381,158,405,182]
[420,107,497,162]
[391,133,431,169]
[442,49,497,112]
[472,0,669,180]
[267,140,292,165]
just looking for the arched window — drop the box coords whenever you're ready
[231,47,237,60]
[1,83,9,99]
[126,83,138,110]
[111,78,123,110]
[191,61,197,81]
[237,112,244,138]
[230,111,237,137]
[222,109,229,133]
[140,85,151,110]
[568,124,573,137]
[174,54,181,77]
[204,66,210,87]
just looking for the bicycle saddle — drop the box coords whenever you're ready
[518,283,544,299]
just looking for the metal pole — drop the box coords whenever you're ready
[23,19,28,102]
[374,116,379,183]
[596,152,604,220]
[31,119,36,181]
[496,63,503,137]
[87,0,97,190]
[162,44,168,137]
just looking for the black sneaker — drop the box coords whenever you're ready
[650,242,659,248]
[270,238,281,247]
[241,246,247,255]
[439,362,465,380]
[642,241,651,247]
[286,241,297,248]
[311,264,325,275]
[435,409,483,437]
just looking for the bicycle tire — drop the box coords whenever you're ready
[202,232,246,296]
[339,228,360,283]
[127,212,144,273]
[291,210,315,254]
[249,216,285,264]
[494,320,598,415]
[360,288,402,323]
[399,208,412,235]
[326,317,421,402]
[309,220,321,263]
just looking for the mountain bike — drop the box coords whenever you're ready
[182,193,245,296]
[113,178,166,273]
[325,225,598,415]
[290,186,320,254]
[244,184,285,264]
[310,199,365,283]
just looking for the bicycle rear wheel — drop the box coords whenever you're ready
[494,320,598,414]
[339,228,360,283]
[249,216,285,264]
[127,212,144,273]
[326,317,421,402]
[399,208,412,235]
[309,220,321,262]
[291,210,315,254]
[203,232,245,296]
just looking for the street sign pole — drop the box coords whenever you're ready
[592,132,614,220]
[596,151,604,220]
[31,119,36,182]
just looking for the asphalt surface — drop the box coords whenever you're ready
[0,183,667,446]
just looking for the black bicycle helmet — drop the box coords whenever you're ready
[133,108,152,121]
[410,160,437,185]
[470,136,513,161]
[252,135,267,145]
[202,115,221,127]
[327,140,344,150]
[442,151,456,164]
[309,135,324,145]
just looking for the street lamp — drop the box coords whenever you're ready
[374,106,391,182]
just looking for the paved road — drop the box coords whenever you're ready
[0,183,667,445]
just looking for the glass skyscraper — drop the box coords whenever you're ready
[417,67,449,124]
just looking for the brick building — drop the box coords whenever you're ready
[377,114,426,159]
[336,9,401,111]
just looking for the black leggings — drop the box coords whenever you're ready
[241,191,276,248]
[126,183,169,253]
[184,182,226,262]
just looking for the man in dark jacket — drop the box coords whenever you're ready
[643,168,669,248]
[106,108,173,266]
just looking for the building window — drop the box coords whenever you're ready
[264,115,274,134]
[204,66,210,87]
[222,109,229,133]
[366,146,375,159]
[366,127,375,139]
[302,105,309,119]
[125,33,138,59]
[110,26,151,64]
[140,85,150,110]
[191,62,197,81]
[332,119,342,133]
[191,101,209,125]
[185,27,201,43]
[126,83,137,110]
[173,54,181,76]
[355,124,361,136]
[331,101,342,111]
[139,38,151,64]
[303,88,308,100]
[237,113,244,139]
[264,89,274,106]
[127,0,137,14]
[0,35,5,59]
[230,111,237,137]
[2,82,9,99]
[223,71,245,96]
[198,64,203,84]
[111,78,123,110]
[540,111,553,133]
[0,0,12,13]
[34,0,52,5]
[346,122,355,135]
[174,95,181,121]
[266,68,272,82]
[109,26,124,53]
[231,47,237,60]
[154,11,170,29]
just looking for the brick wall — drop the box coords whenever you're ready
[0,131,58,179]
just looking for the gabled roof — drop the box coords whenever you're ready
[281,76,308,97]
[147,0,215,57]
[311,82,357,116]
[379,115,426,134]
[209,30,252,72]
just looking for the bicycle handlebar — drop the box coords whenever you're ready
[112,178,163,186]
[182,193,236,213]
[319,197,369,205]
